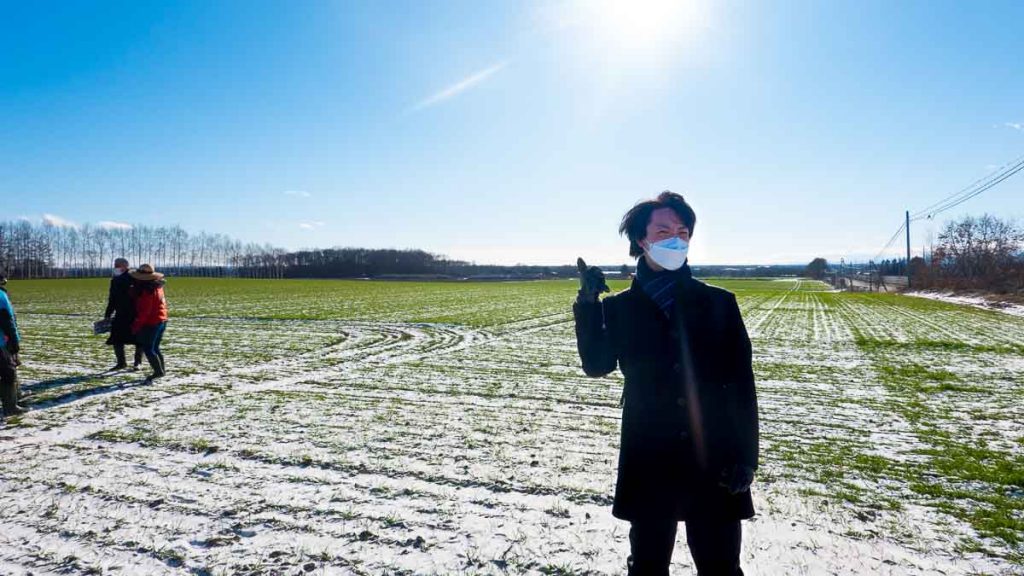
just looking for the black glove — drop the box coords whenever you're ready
[576,258,610,303]
[7,339,19,355]
[718,465,755,495]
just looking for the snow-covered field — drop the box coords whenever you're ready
[1,278,1021,575]
[906,290,1024,319]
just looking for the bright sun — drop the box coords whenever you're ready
[576,0,708,66]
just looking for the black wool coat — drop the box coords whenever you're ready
[573,266,759,522]
[105,273,136,346]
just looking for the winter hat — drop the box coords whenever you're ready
[130,263,164,281]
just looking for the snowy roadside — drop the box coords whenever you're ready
[906,290,1024,318]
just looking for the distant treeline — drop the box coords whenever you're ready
[1,219,810,281]
[0,220,288,279]
[280,248,583,279]
[0,220,587,280]
[691,264,805,278]
[805,214,1024,294]
[911,214,1024,293]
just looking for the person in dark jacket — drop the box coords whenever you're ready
[130,264,168,381]
[0,274,27,420]
[574,191,759,576]
[105,258,143,370]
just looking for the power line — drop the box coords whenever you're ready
[870,221,906,263]
[856,150,1024,273]
[913,158,1024,221]
[910,153,1024,220]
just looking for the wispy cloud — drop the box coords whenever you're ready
[97,220,133,231]
[41,214,78,229]
[298,221,326,230]
[1005,122,1023,131]
[411,61,509,112]
[284,190,311,198]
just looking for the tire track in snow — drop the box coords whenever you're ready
[3,318,494,449]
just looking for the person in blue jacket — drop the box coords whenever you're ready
[0,273,26,419]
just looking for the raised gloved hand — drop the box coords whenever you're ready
[718,465,755,495]
[576,258,610,303]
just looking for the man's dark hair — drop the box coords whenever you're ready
[114,258,129,268]
[618,191,696,257]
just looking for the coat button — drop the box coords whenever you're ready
[676,396,686,407]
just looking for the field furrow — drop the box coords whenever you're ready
[1,278,1021,575]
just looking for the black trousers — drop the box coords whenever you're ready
[114,344,143,367]
[628,518,743,576]
[0,348,19,416]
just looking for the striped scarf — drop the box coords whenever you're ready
[635,257,692,317]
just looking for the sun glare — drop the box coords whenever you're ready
[578,0,708,65]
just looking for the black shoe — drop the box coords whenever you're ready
[3,405,27,416]
[110,363,128,371]
[132,363,141,371]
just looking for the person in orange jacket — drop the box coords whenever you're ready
[130,264,168,381]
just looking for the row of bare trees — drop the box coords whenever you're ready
[914,214,1024,293]
[0,220,287,279]
[0,220,575,280]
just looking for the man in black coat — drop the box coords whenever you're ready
[105,258,142,371]
[574,191,758,576]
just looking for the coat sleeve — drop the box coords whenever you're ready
[0,292,19,345]
[727,294,759,470]
[573,299,618,377]
[105,278,117,318]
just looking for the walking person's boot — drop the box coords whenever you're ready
[13,377,26,413]
[111,344,128,371]
[1,350,25,416]
[1,376,26,416]
[143,353,165,383]
[133,346,143,371]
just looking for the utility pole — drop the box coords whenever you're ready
[905,210,911,289]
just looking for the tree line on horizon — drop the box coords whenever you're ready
[803,214,1024,294]
[0,219,588,280]
[0,219,831,282]
[912,214,1024,293]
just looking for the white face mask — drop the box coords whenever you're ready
[113,268,125,277]
[645,237,689,271]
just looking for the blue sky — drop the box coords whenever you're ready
[3,0,1023,265]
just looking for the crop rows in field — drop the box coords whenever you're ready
[0,278,1020,575]
[11,279,590,328]
[736,281,1024,570]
